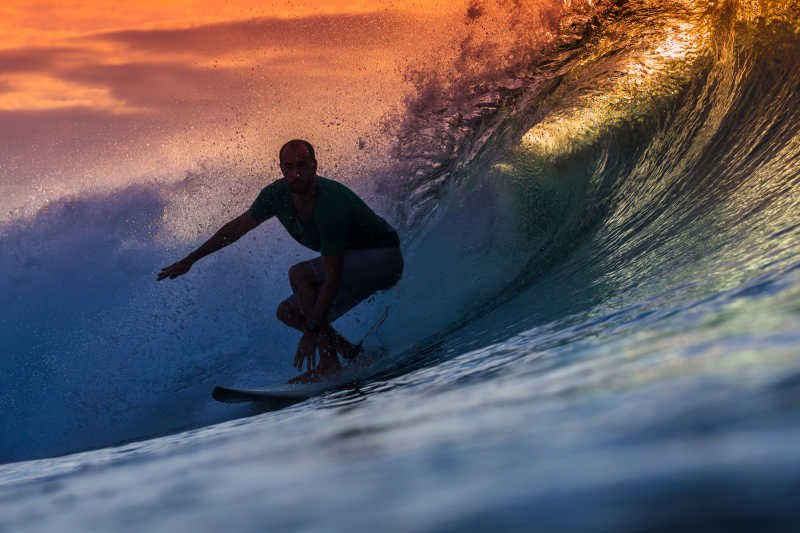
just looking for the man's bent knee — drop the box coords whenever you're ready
[288,261,316,288]
[276,300,297,323]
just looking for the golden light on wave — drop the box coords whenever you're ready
[728,0,800,29]
[519,8,706,162]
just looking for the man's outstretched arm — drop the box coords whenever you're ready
[157,211,262,280]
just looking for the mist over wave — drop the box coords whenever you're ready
[2,0,800,465]
[0,170,409,462]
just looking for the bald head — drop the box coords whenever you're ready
[279,139,318,195]
[279,139,316,164]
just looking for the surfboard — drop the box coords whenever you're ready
[213,308,389,403]
[212,352,381,402]
[212,381,338,403]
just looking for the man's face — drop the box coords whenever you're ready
[280,144,317,194]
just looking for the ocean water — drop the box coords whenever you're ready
[2,0,800,531]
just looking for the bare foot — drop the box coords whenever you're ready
[339,343,363,361]
[287,363,343,384]
[288,369,320,384]
[317,332,342,373]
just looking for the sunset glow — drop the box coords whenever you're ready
[0,1,493,221]
[0,0,465,43]
[0,1,468,115]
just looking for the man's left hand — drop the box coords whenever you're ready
[294,332,318,372]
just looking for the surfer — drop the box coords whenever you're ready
[157,139,403,382]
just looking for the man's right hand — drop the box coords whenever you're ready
[157,258,193,281]
[156,211,261,282]
[294,332,318,373]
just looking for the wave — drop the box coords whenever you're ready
[383,0,800,346]
[2,0,800,463]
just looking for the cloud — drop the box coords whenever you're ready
[0,73,134,112]
[91,12,408,54]
[60,61,246,109]
[0,46,85,74]
[0,12,414,115]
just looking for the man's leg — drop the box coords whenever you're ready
[276,299,360,359]
[283,262,360,372]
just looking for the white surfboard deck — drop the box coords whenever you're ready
[212,351,382,403]
[212,381,335,402]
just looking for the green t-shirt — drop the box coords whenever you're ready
[248,176,400,256]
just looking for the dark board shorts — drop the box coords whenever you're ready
[283,247,403,322]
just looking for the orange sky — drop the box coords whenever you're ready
[0,1,465,47]
[0,1,469,113]
[0,1,483,220]
[0,0,566,222]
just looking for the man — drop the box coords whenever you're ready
[158,139,402,382]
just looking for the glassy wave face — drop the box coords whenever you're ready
[1,5,799,526]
